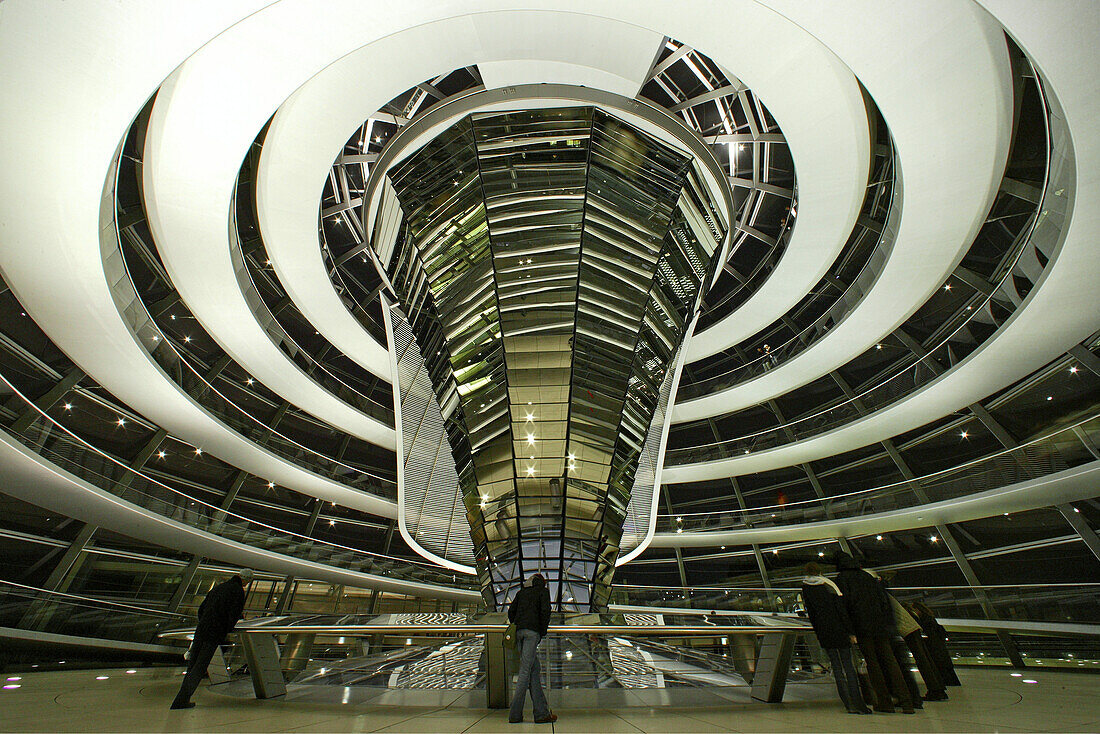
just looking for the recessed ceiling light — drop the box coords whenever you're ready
[63,403,72,410]
[1069,366,1078,374]
[157,451,166,459]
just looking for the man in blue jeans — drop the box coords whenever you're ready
[508,574,556,724]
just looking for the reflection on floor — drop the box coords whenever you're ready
[0,666,1097,732]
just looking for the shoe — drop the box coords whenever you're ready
[873,706,895,714]
[169,701,195,710]
[534,713,558,724]
[508,717,524,724]
[901,708,916,715]
[847,708,873,715]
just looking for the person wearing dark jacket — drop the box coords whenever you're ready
[910,601,961,686]
[170,570,252,709]
[801,562,870,714]
[889,594,948,701]
[834,555,915,714]
[508,574,555,724]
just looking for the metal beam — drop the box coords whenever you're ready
[1068,344,1100,377]
[10,367,85,433]
[165,556,203,615]
[1057,504,1100,564]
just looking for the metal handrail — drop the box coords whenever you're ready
[657,411,1099,530]
[0,579,191,620]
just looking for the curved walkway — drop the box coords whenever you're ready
[674,1,1013,421]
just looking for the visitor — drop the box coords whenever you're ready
[910,600,962,686]
[888,594,948,701]
[800,562,871,714]
[508,574,556,724]
[834,555,915,714]
[170,569,253,710]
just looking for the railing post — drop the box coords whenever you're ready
[240,632,287,699]
[484,622,509,709]
[750,631,796,703]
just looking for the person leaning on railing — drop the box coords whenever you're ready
[170,569,253,710]
[800,562,871,715]
[909,600,961,686]
[835,554,916,714]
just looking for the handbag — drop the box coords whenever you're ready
[503,623,517,649]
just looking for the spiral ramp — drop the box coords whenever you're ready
[0,0,1097,606]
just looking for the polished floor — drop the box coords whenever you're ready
[0,666,1097,732]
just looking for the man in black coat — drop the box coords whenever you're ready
[507,574,555,724]
[170,569,253,709]
[801,562,870,714]
[834,554,915,714]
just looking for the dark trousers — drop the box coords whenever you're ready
[925,634,961,685]
[904,631,946,695]
[824,646,868,713]
[509,629,550,721]
[858,636,913,712]
[888,635,924,706]
[172,638,219,706]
